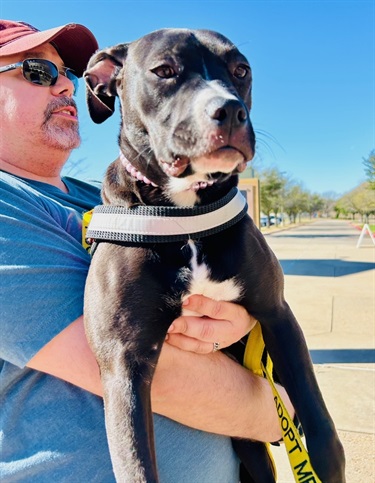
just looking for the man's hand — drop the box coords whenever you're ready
[166,294,257,354]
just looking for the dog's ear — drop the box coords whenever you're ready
[84,44,128,124]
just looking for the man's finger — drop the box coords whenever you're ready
[166,333,218,354]
[183,294,245,322]
[168,316,230,342]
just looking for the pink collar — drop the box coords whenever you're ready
[120,152,158,187]
[119,152,216,192]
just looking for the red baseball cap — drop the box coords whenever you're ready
[0,20,98,77]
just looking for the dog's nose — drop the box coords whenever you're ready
[206,98,248,127]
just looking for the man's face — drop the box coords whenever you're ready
[0,42,80,156]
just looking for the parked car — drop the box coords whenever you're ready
[270,215,282,225]
[260,216,268,227]
[260,215,282,227]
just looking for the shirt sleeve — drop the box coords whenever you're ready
[0,178,92,368]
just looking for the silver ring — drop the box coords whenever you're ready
[213,342,220,352]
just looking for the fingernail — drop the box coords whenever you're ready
[167,324,175,333]
[182,298,189,306]
[165,334,169,340]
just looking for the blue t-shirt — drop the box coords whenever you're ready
[0,171,116,481]
[0,170,240,483]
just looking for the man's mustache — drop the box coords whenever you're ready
[43,97,78,123]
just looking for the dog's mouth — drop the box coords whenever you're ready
[162,147,247,178]
[191,147,248,175]
[161,156,190,177]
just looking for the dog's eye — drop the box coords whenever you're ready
[233,64,249,79]
[152,65,176,79]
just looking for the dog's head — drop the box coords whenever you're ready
[84,29,255,206]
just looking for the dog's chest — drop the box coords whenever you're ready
[181,240,243,316]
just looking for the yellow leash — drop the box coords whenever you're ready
[244,322,322,483]
[82,209,94,251]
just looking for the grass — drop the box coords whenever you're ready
[353,223,375,232]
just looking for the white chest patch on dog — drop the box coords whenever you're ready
[167,175,208,206]
[182,240,243,316]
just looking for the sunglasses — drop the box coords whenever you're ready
[0,58,79,95]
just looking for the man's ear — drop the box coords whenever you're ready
[84,44,128,124]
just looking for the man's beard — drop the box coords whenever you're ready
[42,97,81,150]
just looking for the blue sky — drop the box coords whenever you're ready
[2,0,374,196]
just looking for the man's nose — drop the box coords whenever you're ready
[51,73,76,97]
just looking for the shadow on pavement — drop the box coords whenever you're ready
[272,234,357,239]
[310,349,375,364]
[279,259,375,277]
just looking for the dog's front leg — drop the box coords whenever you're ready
[84,245,176,482]
[99,342,160,483]
[259,305,346,483]
[87,316,167,483]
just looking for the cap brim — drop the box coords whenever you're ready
[0,24,98,77]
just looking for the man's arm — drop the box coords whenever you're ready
[28,306,292,443]
[153,342,290,442]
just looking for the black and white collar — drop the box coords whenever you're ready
[86,187,247,244]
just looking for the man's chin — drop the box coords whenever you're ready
[43,124,81,151]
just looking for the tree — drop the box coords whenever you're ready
[259,168,287,225]
[363,150,375,190]
[62,157,89,178]
[335,182,375,222]
[283,183,309,223]
[307,193,325,219]
[321,191,339,218]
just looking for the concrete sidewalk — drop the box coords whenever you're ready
[262,219,375,482]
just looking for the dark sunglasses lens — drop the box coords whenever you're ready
[23,59,58,87]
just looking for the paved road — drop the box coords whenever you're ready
[261,219,375,482]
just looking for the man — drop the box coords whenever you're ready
[0,20,293,482]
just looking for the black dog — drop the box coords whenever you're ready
[83,29,345,483]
